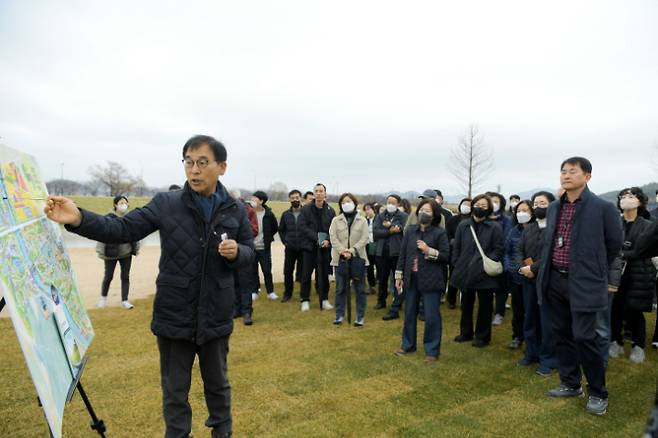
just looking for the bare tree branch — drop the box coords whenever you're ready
[447,124,494,198]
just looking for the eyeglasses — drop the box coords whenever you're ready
[182,158,216,169]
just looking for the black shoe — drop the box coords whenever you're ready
[382,312,399,321]
[374,302,387,310]
[454,334,473,343]
[546,384,583,398]
[281,296,291,303]
[233,311,243,319]
[472,339,489,348]
[243,313,253,326]
[448,303,456,310]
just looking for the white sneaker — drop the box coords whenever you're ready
[322,300,333,310]
[267,292,279,300]
[629,345,645,363]
[652,342,658,350]
[492,314,504,326]
[97,297,107,308]
[121,300,134,310]
[608,342,624,358]
[301,301,310,312]
[251,293,259,301]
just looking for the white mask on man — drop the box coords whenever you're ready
[386,203,397,214]
[116,204,128,214]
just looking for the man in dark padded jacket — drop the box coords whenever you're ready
[45,135,254,438]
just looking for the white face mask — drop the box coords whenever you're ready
[619,198,640,211]
[386,203,397,214]
[516,211,531,224]
[510,201,519,209]
[116,204,128,213]
[492,202,501,213]
[460,205,471,215]
[342,202,355,214]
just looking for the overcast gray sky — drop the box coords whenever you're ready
[1,0,657,197]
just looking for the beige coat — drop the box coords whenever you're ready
[329,213,370,267]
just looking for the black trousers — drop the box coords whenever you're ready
[611,285,646,348]
[510,281,525,341]
[283,246,304,299]
[460,288,494,343]
[234,270,253,316]
[376,255,399,305]
[366,252,377,288]
[254,248,274,294]
[101,256,132,301]
[547,270,608,399]
[157,336,231,438]
[301,248,331,303]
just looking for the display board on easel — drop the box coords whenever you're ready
[0,144,96,438]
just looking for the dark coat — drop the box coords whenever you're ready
[396,224,450,293]
[446,214,470,243]
[66,182,255,345]
[278,208,304,250]
[258,206,279,249]
[504,225,524,284]
[298,202,336,251]
[618,216,657,312]
[450,218,504,290]
[513,222,547,280]
[373,210,409,257]
[536,187,623,311]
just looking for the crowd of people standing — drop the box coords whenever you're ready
[234,156,658,417]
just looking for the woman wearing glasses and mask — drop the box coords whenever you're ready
[329,193,370,326]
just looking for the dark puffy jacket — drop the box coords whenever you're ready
[396,224,450,293]
[618,217,657,312]
[279,208,303,250]
[373,210,409,257]
[491,213,513,239]
[446,214,470,243]
[298,202,336,251]
[536,187,623,311]
[513,222,546,280]
[451,218,504,290]
[259,206,279,249]
[66,182,255,345]
[504,225,524,284]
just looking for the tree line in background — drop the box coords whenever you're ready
[44,124,658,205]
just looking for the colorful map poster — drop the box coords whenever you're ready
[0,144,94,438]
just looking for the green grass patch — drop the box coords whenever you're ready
[1,286,655,437]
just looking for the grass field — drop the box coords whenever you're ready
[1,284,656,437]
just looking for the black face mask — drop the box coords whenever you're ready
[291,201,301,209]
[418,212,433,225]
[534,207,547,219]
[472,207,489,219]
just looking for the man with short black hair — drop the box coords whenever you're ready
[45,134,254,437]
[537,156,622,416]
[303,191,315,206]
[279,189,305,302]
[298,183,336,311]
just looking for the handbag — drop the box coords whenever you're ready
[469,225,503,277]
